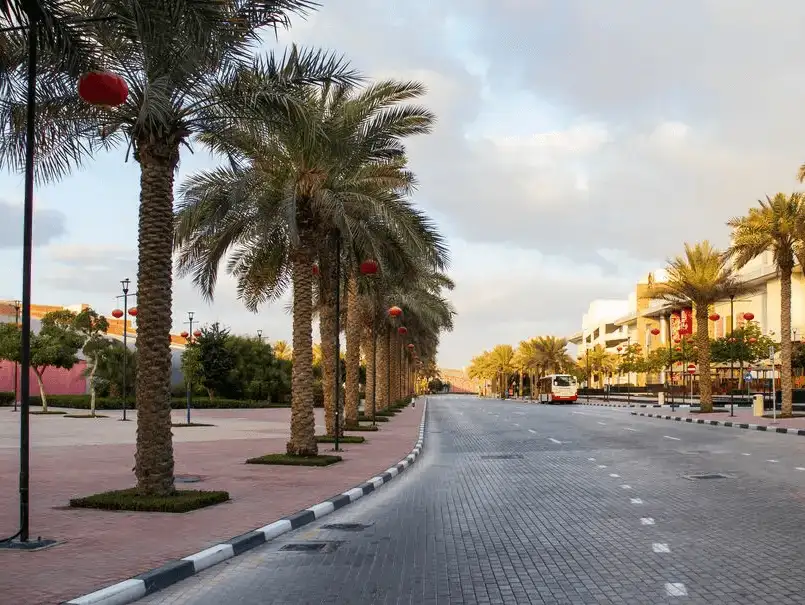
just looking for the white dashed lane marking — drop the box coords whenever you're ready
[597,465,607,469]
[796,467,805,471]
[663,435,681,441]
[630,498,643,504]
[621,485,631,489]
[528,429,536,434]
[609,473,620,478]
[768,459,779,463]
[624,427,637,432]
[652,543,671,553]
[597,421,607,425]
[665,583,688,597]
[741,453,751,456]
[587,457,596,461]
[548,438,562,444]
[641,518,655,525]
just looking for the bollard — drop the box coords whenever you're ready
[753,394,764,417]
[658,391,665,406]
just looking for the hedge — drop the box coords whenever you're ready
[0,393,289,410]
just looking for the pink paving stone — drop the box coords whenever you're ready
[0,404,424,605]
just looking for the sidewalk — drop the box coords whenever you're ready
[0,405,424,605]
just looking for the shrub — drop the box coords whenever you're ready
[359,413,389,422]
[245,453,342,466]
[315,435,365,444]
[69,488,230,513]
[19,394,289,410]
[0,391,13,406]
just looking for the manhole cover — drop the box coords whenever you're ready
[280,541,343,553]
[175,475,202,484]
[481,454,524,460]
[684,473,729,480]
[321,523,371,531]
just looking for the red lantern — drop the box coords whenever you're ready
[398,326,408,335]
[650,328,660,336]
[407,343,415,349]
[675,347,681,352]
[729,338,736,343]
[743,312,755,321]
[180,331,189,338]
[312,264,320,276]
[709,313,720,322]
[111,308,124,319]
[749,337,757,343]
[128,307,138,317]
[388,306,403,318]
[359,259,378,275]
[78,72,129,107]
[616,346,622,352]
[193,330,202,338]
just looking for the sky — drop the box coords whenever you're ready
[1,0,805,370]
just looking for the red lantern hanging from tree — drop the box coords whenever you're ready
[675,347,681,352]
[743,312,754,321]
[407,343,414,349]
[616,346,622,352]
[709,313,720,321]
[749,337,757,343]
[398,326,408,335]
[180,331,189,338]
[128,307,138,317]
[193,330,202,338]
[388,306,403,317]
[78,71,129,107]
[651,328,660,336]
[360,259,378,275]
[111,308,124,319]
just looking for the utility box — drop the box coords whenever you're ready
[753,394,764,417]
[658,392,665,406]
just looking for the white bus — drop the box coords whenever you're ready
[537,374,578,403]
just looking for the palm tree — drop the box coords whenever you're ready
[661,241,748,413]
[2,1,355,493]
[533,336,571,374]
[727,192,805,417]
[272,340,292,361]
[174,78,439,452]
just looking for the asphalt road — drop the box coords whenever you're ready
[140,395,805,605]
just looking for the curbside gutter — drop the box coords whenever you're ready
[64,398,429,605]
[630,411,805,437]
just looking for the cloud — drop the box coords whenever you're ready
[0,199,67,248]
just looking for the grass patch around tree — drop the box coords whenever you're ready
[245,453,342,467]
[171,422,216,428]
[29,410,66,415]
[359,414,389,422]
[315,434,365,444]
[63,413,109,419]
[344,424,380,432]
[69,487,230,513]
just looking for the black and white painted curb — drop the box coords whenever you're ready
[65,399,429,605]
[631,411,805,437]
[580,401,663,409]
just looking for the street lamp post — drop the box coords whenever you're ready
[256,329,262,341]
[183,312,197,426]
[585,347,591,403]
[115,279,137,422]
[12,300,20,412]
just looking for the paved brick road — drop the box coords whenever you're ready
[0,406,422,604]
[141,396,805,605]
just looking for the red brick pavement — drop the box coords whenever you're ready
[0,404,424,605]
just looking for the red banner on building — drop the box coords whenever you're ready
[670,311,681,342]
[680,307,693,335]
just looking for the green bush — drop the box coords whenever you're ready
[344,424,379,432]
[0,391,13,406]
[69,488,230,513]
[315,435,365,444]
[245,453,342,466]
[21,394,289,410]
[359,413,389,422]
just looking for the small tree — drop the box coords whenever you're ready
[196,323,234,401]
[0,312,84,412]
[95,342,137,402]
[74,309,110,417]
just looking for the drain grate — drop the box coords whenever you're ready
[684,473,729,480]
[321,523,371,531]
[481,454,524,460]
[280,541,343,553]
[175,475,202,484]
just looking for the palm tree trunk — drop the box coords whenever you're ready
[134,145,178,496]
[364,326,375,420]
[696,304,714,413]
[781,261,794,416]
[391,333,400,404]
[287,244,318,456]
[319,301,337,436]
[377,326,389,411]
[344,273,361,427]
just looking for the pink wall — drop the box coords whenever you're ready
[0,361,88,396]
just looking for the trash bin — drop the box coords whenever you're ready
[753,394,764,417]
[658,392,665,406]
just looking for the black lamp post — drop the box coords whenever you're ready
[184,312,197,426]
[12,300,20,413]
[115,279,136,422]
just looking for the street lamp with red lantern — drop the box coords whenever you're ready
[182,312,200,425]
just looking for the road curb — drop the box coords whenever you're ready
[64,398,429,605]
[630,411,805,437]
[579,401,663,409]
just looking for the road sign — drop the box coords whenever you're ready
[687,363,696,375]
[744,372,753,382]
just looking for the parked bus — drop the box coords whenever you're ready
[537,374,578,403]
